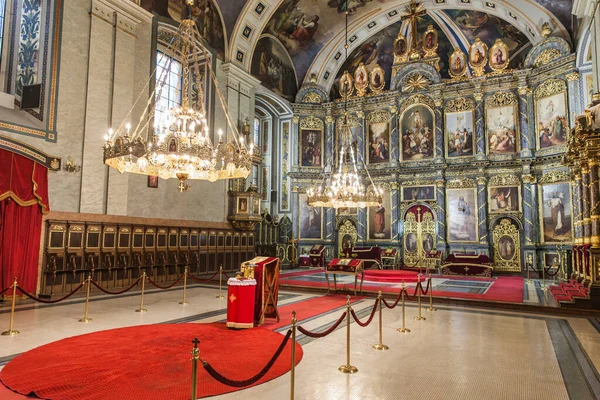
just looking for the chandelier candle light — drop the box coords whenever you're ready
[307,4,382,208]
[103,0,252,192]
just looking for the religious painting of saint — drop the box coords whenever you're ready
[422,25,438,57]
[369,64,385,94]
[237,198,248,214]
[354,63,368,96]
[540,182,572,244]
[168,138,178,153]
[485,105,519,154]
[393,35,408,60]
[423,233,434,253]
[445,110,474,158]
[300,128,323,167]
[449,50,467,78]
[250,37,298,103]
[498,236,516,261]
[469,38,488,68]
[367,121,390,164]
[339,70,354,98]
[489,39,509,71]
[400,105,435,161]
[401,185,436,202]
[368,191,391,240]
[488,186,520,213]
[535,91,569,149]
[299,193,322,239]
[447,188,478,242]
[405,233,418,253]
[147,176,158,188]
[585,74,594,107]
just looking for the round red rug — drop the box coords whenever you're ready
[0,323,302,400]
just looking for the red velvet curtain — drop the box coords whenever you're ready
[0,149,49,293]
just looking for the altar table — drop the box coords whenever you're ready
[326,258,364,296]
[226,278,256,329]
[441,254,494,277]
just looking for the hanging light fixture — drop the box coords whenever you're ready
[103,0,252,192]
[307,3,382,208]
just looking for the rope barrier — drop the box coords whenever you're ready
[544,265,561,277]
[297,311,347,338]
[16,283,84,304]
[0,286,11,296]
[419,279,431,296]
[350,299,379,328]
[382,288,403,309]
[147,274,185,290]
[201,329,292,387]
[91,277,142,295]
[187,271,220,283]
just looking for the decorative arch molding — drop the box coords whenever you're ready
[255,92,293,118]
[228,0,568,89]
[524,37,571,68]
[489,214,524,232]
[391,63,441,92]
[402,201,436,220]
[295,84,329,104]
[576,28,593,68]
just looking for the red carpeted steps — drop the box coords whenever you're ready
[550,280,590,304]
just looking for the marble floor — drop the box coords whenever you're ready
[1,283,599,399]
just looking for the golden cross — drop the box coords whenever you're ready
[401,1,426,52]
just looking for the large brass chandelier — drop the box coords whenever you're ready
[103,0,251,191]
[307,4,382,208]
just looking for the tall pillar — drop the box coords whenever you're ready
[572,169,584,245]
[566,72,582,125]
[434,98,444,164]
[391,183,400,242]
[582,163,592,244]
[291,116,300,170]
[476,176,489,245]
[356,111,365,169]
[517,84,533,158]
[325,115,334,172]
[474,92,486,160]
[522,174,537,245]
[357,208,367,241]
[291,188,300,240]
[435,179,447,250]
[390,106,399,167]
[589,158,600,248]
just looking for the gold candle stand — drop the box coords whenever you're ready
[79,275,93,323]
[372,290,389,351]
[338,295,358,374]
[1,277,19,336]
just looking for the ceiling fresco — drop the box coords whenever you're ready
[251,36,299,102]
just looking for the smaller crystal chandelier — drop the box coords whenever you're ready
[103,0,251,191]
[307,6,382,208]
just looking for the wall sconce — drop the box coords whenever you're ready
[64,156,81,173]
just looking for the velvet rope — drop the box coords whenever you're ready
[91,277,142,295]
[222,271,232,279]
[297,311,347,338]
[201,329,292,388]
[382,289,403,309]
[544,265,560,277]
[403,286,418,302]
[419,279,431,295]
[17,283,84,304]
[147,274,185,290]
[187,271,220,283]
[0,286,12,296]
[350,299,379,327]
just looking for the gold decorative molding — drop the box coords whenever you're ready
[402,180,435,186]
[534,78,567,99]
[434,99,443,108]
[489,174,521,186]
[366,109,392,123]
[473,92,483,102]
[444,97,475,113]
[538,170,570,184]
[356,111,365,119]
[390,106,398,114]
[565,72,580,82]
[533,49,561,68]
[435,179,445,187]
[325,115,334,124]
[403,74,431,93]
[446,177,476,188]
[292,116,300,123]
[401,94,435,112]
[493,218,521,272]
[484,91,517,107]
[476,176,487,185]
[337,220,358,257]
[300,116,324,130]
[302,92,323,104]
[517,86,532,96]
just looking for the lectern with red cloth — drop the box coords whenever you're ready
[326,258,364,296]
[226,278,256,329]
[241,257,280,325]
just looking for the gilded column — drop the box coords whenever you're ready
[582,163,591,244]
[435,179,447,249]
[572,169,584,244]
[476,176,489,245]
[517,85,533,158]
[434,98,444,164]
[325,115,335,172]
[522,175,537,245]
[390,106,399,167]
[474,91,486,160]
[291,187,300,240]
[566,72,581,126]
[356,110,365,169]
[391,183,400,242]
[291,116,300,169]
[589,158,600,247]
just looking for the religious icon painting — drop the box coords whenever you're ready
[339,70,354,98]
[299,193,322,240]
[469,38,488,76]
[539,182,572,244]
[488,186,520,213]
[237,198,248,214]
[369,64,385,94]
[535,91,569,150]
[446,188,478,243]
[368,190,391,240]
[367,121,390,164]
[400,104,435,161]
[253,198,261,215]
[393,34,408,63]
[448,49,467,79]
[445,110,474,158]
[485,105,519,154]
[401,185,436,202]
[489,39,509,72]
[422,25,438,57]
[147,176,158,188]
[300,128,323,167]
[354,63,369,97]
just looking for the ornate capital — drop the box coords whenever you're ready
[356,111,365,119]
[435,179,445,188]
[518,86,532,96]
[434,99,443,108]
[521,174,537,184]
[292,116,300,123]
[390,106,398,115]
[325,115,334,124]
[565,72,580,82]
[473,92,483,102]
[476,176,487,186]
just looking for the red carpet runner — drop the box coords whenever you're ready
[0,323,302,400]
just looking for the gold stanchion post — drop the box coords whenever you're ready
[1,277,19,336]
[542,264,547,292]
[397,282,410,334]
[191,337,200,400]
[426,274,436,312]
[135,271,148,313]
[79,275,92,323]
[415,281,426,321]
[290,311,297,400]
[372,290,389,351]
[180,267,189,305]
[216,264,225,299]
[338,295,357,374]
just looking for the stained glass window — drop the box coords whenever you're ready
[16,0,41,96]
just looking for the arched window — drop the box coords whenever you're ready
[154,50,182,128]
